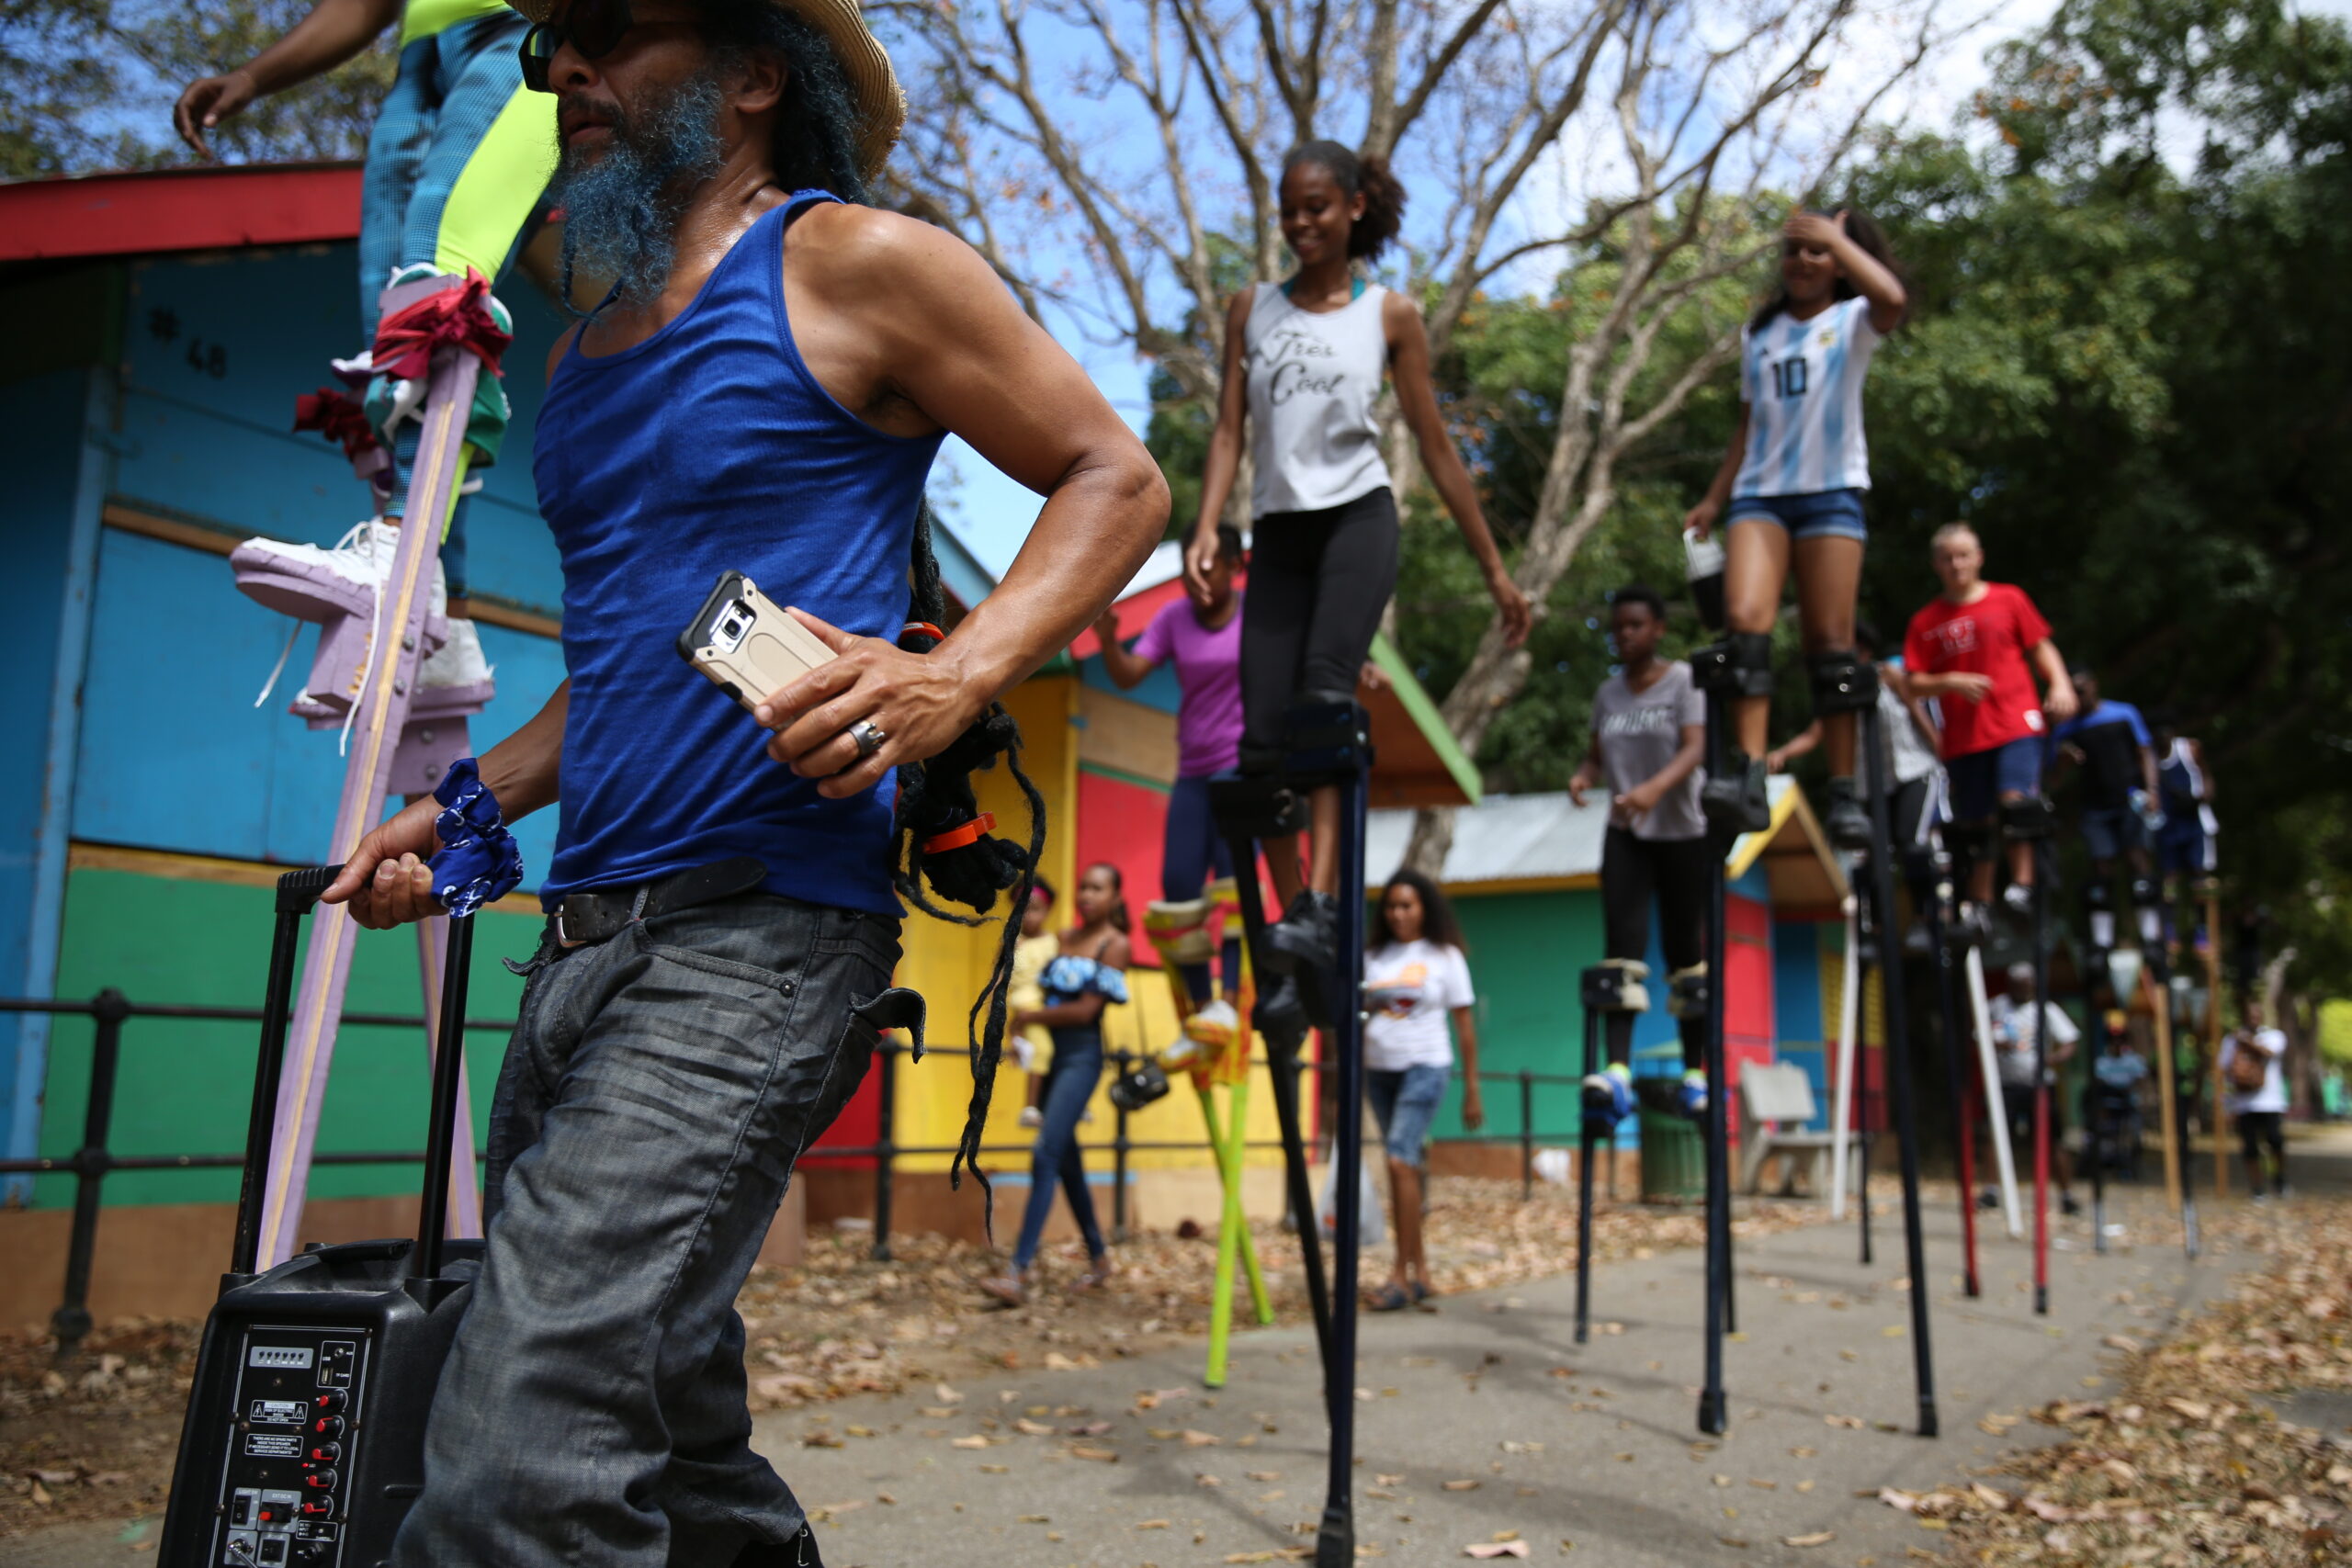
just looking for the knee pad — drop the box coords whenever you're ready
[2129,875,2159,908]
[1208,771,1310,838]
[1667,963,1710,1020]
[1807,649,1877,717]
[2085,882,2113,914]
[2000,794,2058,842]
[1691,632,1775,697]
[1144,898,1216,965]
[1280,696,1369,772]
[1205,875,1242,924]
[1581,959,1651,1014]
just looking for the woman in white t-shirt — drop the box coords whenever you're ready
[1362,869,1484,1312]
[2221,1002,2290,1199]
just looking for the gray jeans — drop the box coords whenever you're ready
[391,893,912,1567]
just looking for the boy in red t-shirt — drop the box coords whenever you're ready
[1904,524,2078,916]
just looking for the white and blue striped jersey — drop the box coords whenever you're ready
[1733,295,1883,498]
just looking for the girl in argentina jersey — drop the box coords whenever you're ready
[1683,209,1906,849]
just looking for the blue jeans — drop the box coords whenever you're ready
[1012,1029,1107,1270]
[392,894,910,1567]
[1367,1063,1452,1167]
[1165,774,1244,1003]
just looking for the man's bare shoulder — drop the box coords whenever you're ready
[787,202,994,297]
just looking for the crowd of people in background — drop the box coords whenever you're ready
[1016,176,2286,1314]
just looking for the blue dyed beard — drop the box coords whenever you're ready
[551,71,728,310]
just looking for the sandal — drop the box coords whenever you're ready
[1410,1280,1439,1311]
[977,1270,1029,1307]
[1071,1257,1114,1295]
[1367,1282,1412,1313]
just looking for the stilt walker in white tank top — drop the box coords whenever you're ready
[1184,141,1530,1034]
[1182,141,1529,1566]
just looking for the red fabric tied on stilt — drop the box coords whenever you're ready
[292,389,381,463]
[370,269,513,383]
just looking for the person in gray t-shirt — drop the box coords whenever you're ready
[1568,586,1711,1122]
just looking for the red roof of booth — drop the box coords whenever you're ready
[0,163,363,265]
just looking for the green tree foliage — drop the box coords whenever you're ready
[1343,0,2352,988]
[2,0,390,178]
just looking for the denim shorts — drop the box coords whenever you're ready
[1947,736,2043,822]
[1726,488,1868,542]
[2080,805,2148,863]
[1367,1063,1452,1167]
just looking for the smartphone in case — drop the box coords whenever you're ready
[676,570,838,712]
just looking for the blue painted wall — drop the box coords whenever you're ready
[0,367,89,1177]
[72,528,567,882]
[114,245,566,616]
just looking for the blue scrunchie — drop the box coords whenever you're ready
[427,758,525,917]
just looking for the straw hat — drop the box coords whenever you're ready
[509,0,905,180]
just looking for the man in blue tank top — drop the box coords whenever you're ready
[316,2,1168,1561]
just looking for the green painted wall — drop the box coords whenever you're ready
[34,867,543,1209]
[1425,890,1605,1145]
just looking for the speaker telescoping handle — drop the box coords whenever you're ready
[414,911,475,1281]
[231,866,345,1276]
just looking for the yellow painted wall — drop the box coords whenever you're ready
[888,671,1280,1177]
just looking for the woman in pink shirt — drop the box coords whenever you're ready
[1096,527,1249,1039]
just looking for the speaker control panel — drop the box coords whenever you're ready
[211,1328,369,1567]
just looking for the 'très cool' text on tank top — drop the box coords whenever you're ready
[534,191,944,915]
[1242,282,1394,517]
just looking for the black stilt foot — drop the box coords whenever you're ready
[1315,1509,1355,1568]
[1917,1402,1939,1439]
[1697,1390,1726,1435]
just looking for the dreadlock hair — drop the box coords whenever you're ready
[690,1,1041,1228]
[699,0,869,200]
[1751,206,1902,333]
[1282,141,1407,263]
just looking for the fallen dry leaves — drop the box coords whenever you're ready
[1902,1197,2352,1566]
[0,1178,1826,1539]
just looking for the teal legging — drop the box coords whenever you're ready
[358,10,556,592]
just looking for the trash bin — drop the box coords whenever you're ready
[1637,1105,1706,1202]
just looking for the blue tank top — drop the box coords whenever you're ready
[534,192,944,915]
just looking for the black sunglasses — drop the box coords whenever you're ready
[520,0,636,93]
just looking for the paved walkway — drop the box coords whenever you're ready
[755,1187,2229,1566]
[21,1126,2350,1568]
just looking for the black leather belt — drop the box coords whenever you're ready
[553,856,768,945]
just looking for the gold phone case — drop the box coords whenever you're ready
[679,572,837,712]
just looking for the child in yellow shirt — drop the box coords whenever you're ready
[1009,880,1058,1126]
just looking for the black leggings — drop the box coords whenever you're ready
[2236,1110,2286,1186]
[1600,827,1711,1071]
[1240,487,1400,759]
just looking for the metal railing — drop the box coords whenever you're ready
[2,992,1660,1357]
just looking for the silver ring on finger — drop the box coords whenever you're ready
[848,718,888,760]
